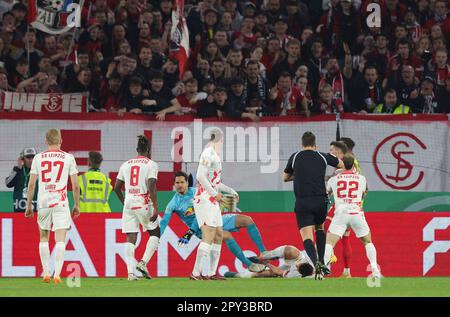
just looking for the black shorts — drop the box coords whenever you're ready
[294,196,329,229]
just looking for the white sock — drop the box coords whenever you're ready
[365,243,379,273]
[343,268,351,275]
[124,242,136,275]
[39,242,50,277]
[142,236,159,264]
[53,242,65,278]
[192,242,211,276]
[324,244,333,268]
[262,246,286,259]
[209,243,222,277]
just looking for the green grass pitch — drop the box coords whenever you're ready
[0,277,449,297]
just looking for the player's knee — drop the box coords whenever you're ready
[237,215,253,227]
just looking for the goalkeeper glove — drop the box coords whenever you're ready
[178,229,194,247]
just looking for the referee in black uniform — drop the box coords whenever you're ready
[283,131,343,278]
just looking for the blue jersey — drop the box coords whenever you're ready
[160,187,197,235]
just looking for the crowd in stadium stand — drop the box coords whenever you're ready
[0,0,449,120]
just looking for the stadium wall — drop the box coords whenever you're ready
[0,212,449,277]
[1,113,449,211]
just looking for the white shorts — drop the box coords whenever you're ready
[329,212,370,238]
[122,208,161,233]
[37,206,71,232]
[193,197,223,228]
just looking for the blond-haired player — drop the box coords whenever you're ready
[114,135,160,281]
[324,153,381,278]
[190,128,240,280]
[25,129,80,284]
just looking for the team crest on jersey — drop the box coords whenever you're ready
[184,207,194,216]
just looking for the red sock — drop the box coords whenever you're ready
[342,235,352,268]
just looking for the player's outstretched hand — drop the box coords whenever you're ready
[178,229,194,247]
[72,207,80,220]
[25,206,34,218]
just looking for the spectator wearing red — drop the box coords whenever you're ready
[94,72,123,112]
[176,78,206,115]
[261,37,283,74]
[270,15,293,50]
[232,16,257,54]
[384,38,424,88]
[404,9,423,43]
[137,22,152,51]
[79,22,103,61]
[269,71,308,116]
[424,0,450,39]
[429,48,450,89]
[314,83,344,114]
[318,49,353,107]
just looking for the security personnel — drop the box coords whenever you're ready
[373,89,411,114]
[79,152,112,212]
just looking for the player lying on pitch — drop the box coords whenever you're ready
[160,171,267,274]
[224,245,336,278]
[324,153,381,278]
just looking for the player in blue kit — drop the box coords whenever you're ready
[160,171,267,274]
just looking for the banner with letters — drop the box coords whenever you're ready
[0,212,449,277]
[0,114,448,193]
[1,92,88,113]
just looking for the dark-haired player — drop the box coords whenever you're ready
[225,245,331,279]
[114,135,160,280]
[325,154,381,278]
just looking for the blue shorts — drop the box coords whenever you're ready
[192,214,239,239]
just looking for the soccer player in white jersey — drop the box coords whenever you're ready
[324,153,381,278]
[190,128,240,280]
[225,245,323,279]
[25,129,80,284]
[114,135,160,281]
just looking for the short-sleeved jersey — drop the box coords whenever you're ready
[284,150,339,198]
[281,250,313,278]
[326,171,367,214]
[117,156,158,211]
[30,150,78,210]
[195,146,222,198]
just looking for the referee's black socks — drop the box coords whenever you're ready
[316,229,326,263]
[303,239,318,264]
